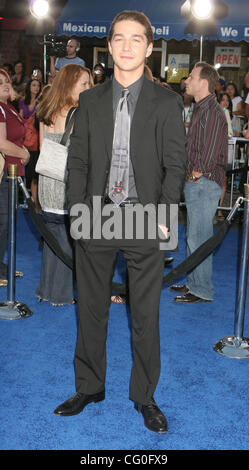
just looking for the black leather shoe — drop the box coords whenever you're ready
[174,292,212,304]
[170,284,189,293]
[54,390,105,416]
[135,398,168,434]
[165,257,174,265]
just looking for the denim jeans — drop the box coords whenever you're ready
[36,211,74,305]
[184,177,222,301]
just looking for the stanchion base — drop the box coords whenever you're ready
[213,335,249,359]
[0,301,33,320]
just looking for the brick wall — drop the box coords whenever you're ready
[0,29,44,75]
[0,30,23,65]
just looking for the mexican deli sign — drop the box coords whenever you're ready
[58,21,171,39]
[57,21,249,42]
[214,47,241,68]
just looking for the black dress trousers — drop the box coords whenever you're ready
[74,208,165,405]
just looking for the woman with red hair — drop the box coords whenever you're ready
[36,64,93,305]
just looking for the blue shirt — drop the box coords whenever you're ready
[55,56,86,70]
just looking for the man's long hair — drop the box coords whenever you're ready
[108,10,154,45]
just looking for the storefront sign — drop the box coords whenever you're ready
[167,54,189,83]
[214,47,241,67]
[57,20,249,42]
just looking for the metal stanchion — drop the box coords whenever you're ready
[214,184,249,358]
[18,176,29,210]
[0,164,33,320]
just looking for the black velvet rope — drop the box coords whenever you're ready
[226,166,249,175]
[25,198,230,296]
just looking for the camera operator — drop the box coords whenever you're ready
[50,37,86,78]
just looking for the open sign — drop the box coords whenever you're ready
[214,47,241,68]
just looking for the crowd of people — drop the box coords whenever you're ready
[1,14,249,433]
[0,34,248,293]
[0,36,249,296]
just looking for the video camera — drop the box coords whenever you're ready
[45,34,66,57]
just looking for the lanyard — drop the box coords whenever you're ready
[184,105,193,122]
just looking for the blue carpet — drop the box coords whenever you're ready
[0,209,248,450]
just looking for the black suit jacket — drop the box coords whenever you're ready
[66,77,187,213]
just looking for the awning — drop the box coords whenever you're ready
[56,0,249,42]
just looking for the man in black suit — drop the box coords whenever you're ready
[54,10,187,433]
